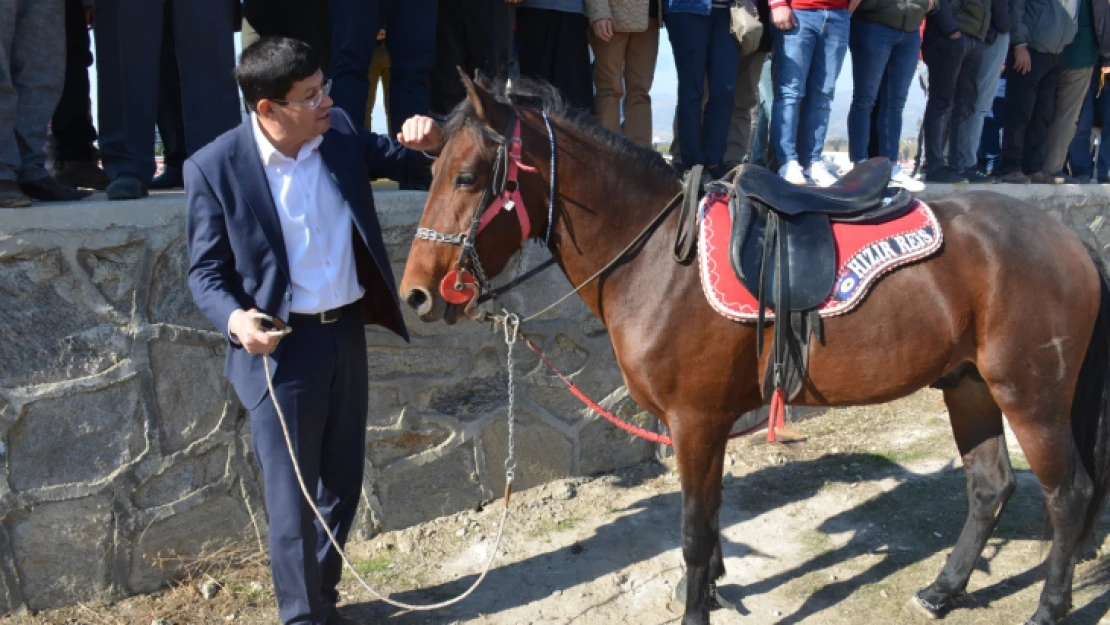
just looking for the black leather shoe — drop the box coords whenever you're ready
[149,165,184,190]
[53,160,110,191]
[924,166,968,184]
[19,176,92,202]
[0,180,31,208]
[106,174,149,201]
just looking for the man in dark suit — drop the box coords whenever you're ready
[185,37,441,625]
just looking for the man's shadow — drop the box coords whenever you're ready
[341,453,1110,623]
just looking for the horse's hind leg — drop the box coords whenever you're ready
[914,373,1016,617]
[1004,408,1094,624]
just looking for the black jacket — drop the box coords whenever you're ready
[1094,0,1110,63]
[854,0,932,33]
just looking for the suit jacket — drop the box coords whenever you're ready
[185,108,420,409]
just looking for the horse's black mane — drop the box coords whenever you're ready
[442,76,679,182]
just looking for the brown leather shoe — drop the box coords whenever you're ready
[0,180,31,208]
[20,176,92,202]
[1030,171,1064,184]
[999,170,1031,184]
[53,160,111,191]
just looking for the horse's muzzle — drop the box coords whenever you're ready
[404,287,433,316]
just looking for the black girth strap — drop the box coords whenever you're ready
[749,199,822,403]
[673,165,705,263]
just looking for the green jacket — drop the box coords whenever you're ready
[933,0,993,38]
[854,0,932,33]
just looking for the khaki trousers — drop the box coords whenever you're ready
[588,20,660,147]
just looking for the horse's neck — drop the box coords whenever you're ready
[543,128,682,320]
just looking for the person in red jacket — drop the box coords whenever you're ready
[769,0,852,187]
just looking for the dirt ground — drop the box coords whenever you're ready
[8,389,1110,625]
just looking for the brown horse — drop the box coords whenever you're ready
[399,75,1110,625]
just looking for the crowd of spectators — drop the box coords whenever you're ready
[1,0,1107,209]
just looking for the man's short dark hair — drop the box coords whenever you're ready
[235,37,320,113]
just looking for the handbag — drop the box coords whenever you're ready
[730,0,764,56]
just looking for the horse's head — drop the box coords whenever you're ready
[400,73,551,324]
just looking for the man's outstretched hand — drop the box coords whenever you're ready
[397,115,443,152]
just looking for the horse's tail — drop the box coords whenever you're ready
[1073,246,1110,543]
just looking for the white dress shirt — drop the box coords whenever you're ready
[252,115,364,315]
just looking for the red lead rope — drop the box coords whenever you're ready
[523,339,787,446]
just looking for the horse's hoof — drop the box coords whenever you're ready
[907,592,946,620]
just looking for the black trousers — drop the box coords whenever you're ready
[516,8,595,114]
[328,0,437,136]
[1000,48,1064,174]
[430,0,515,115]
[51,0,97,163]
[249,312,369,625]
[921,29,984,171]
[93,0,240,181]
[156,7,187,172]
[242,0,332,73]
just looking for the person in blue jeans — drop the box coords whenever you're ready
[751,54,775,168]
[978,76,1007,173]
[848,0,930,190]
[665,0,740,178]
[769,0,850,186]
[953,0,1009,181]
[1068,72,1110,181]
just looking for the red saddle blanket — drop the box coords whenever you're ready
[698,197,943,322]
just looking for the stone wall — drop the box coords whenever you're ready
[2,183,1109,614]
[0,192,658,614]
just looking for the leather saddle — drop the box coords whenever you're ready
[715,157,915,403]
[728,158,914,312]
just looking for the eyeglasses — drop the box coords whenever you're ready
[270,79,332,110]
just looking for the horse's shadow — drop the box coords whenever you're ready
[342,453,1110,624]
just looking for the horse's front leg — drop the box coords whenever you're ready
[674,414,731,625]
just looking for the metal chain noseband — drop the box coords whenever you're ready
[415,227,467,245]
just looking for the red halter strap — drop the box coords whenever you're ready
[476,119,536,241]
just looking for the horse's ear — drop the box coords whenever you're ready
[458,66,499,124]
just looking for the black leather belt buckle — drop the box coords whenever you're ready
[319,307,342,324]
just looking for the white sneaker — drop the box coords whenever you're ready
[890,165,925,192]
[779,160,806,185]
[804,161,839,187]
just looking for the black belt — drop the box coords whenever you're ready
[288,301,358,325]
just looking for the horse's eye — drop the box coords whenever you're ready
[455,173,477,188]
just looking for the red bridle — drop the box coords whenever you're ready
[476,119,537,242]
[421,115,542,309]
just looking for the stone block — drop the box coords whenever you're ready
[76,241,145,314]
[480,412,572,494]
[133,446,231,510]
[367,346,465,379]
[9,496,112,610]
[419,372,507,421]
[381,223,419,261]
[128,493,254,593]
[578,389,656,475]
[8,379,143,492]
[524,347,626,424]
[0,250,129,388]
[150,341,232,453]
[367,387,403,427]
[368,422,451,468]
[374,444,484,530]
[148,239,209,329]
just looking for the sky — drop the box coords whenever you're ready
[88,31,927,145]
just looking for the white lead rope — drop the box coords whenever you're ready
[252,312,519,612]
